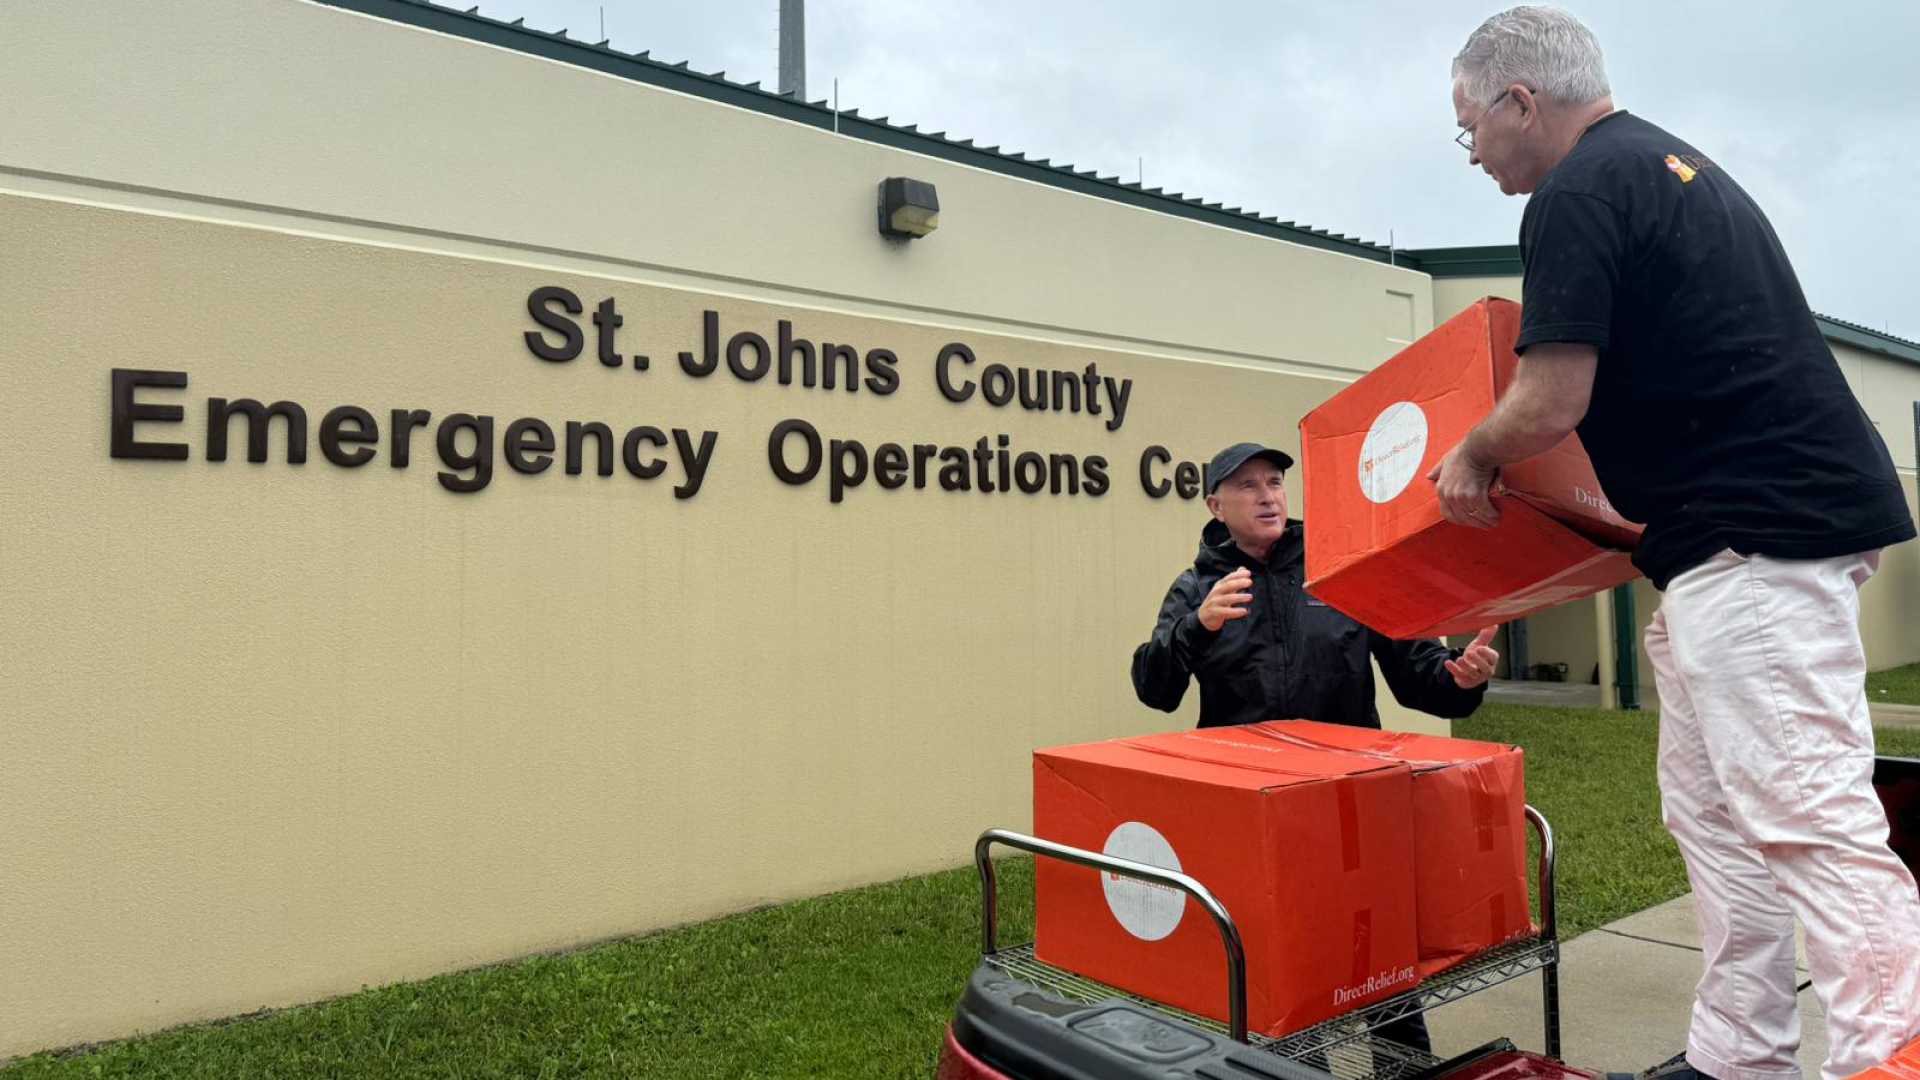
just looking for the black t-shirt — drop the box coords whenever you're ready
[1515,111,1913,589]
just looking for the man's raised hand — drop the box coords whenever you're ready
[1444,625,1502,689]
[1197,567,1255,632]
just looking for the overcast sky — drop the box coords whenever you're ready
[461,1,1919,340]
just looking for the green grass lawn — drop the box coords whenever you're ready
[1458,704,1683,936]
[9,703,1920,1079]
[1869,661,1920,706]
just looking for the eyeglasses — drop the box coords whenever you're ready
[1454,87,1517,153]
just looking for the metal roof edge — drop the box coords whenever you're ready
[310,0,1405,265]
[1405,247,1917,367]
[1398,244,1523,278]
[1815,315,1920,367]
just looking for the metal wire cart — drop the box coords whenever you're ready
[962,805,1561,1080]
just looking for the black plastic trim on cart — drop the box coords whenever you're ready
[951,965,1344,1080]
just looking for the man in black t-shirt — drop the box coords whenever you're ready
[1430,9,1920,1080]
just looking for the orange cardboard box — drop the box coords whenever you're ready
[1033,727,1419,1037]
[1850,1035,1920,1080]
[1248,721,1532,977]
[1298,297,1644,639]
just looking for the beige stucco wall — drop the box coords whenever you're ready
[1519,598,1602,684]
[0,193,1393,1059]
[1817,341,1919,675]
[1862,487,1920,672]
[1833,341,1920,475]
[1830,344,1920,672]
[0,0,1466,1058]
[3,0,1430,379]
[1629,483,1920,715]
[1627,347,1920,709]
[1431,275,1522,321]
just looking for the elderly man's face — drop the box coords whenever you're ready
[1454,80,1538,195]
[1206,458,1289,552]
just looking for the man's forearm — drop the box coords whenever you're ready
[1459,342,1597,468]
[1459,395,1575,469]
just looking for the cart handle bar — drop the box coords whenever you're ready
[974,827,1250,1042]
[1526,803,1557,942]
[974,804,1555,1047]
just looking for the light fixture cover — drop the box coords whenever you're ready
[878,177,940,238]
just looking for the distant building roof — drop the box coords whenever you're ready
[1813,312,1920,367]
[1406,245,1920,366]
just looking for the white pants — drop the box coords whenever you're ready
[1650,549,1920,1080]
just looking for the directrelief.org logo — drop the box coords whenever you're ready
[1359,401,1429,504]
[1573,484,1617,518]
[1333,964,1418,1007]
[1101,821,1186,941]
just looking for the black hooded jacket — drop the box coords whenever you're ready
[1131,519,1485,729]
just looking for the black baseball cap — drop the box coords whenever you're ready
[1205,442,1295,495]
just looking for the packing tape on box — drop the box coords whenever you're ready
[1351,906,1373,987]
[1467,764,1499,853]
[1364,731,1421,751]
[1119,734,1326,779]
[1337,782,1362,873]
[1356,730,1456,771]
[1124,734,1369,873]
[1242,723,1453,770]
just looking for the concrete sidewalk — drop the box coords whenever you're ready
[1872,702,1920,729]
[1426,893,1828,1077]
[1485,679,1605,709]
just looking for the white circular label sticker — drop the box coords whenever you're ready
[1101,821,1186,941]
[1358,401,1430,504]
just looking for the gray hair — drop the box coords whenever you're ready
[1453,6,1611,107]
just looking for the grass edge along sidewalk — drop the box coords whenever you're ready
[10,704,1920,1079]
[1870,661,1920,707]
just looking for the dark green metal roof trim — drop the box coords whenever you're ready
[312,0,1404,265]
[1815,314,1920,367]
[1410,243,1919,367]
[1400,245,1524,277]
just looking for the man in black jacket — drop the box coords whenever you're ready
[1129,441,1500,1057]
[1132,442,1499,731]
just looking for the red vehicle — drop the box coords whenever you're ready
[939,763,1920,1080]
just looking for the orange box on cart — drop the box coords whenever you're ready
[1850,1035,1920,1080]
[1033,726,1419,1037]
[1298,297,1644,639]
[1250,721,1533,977]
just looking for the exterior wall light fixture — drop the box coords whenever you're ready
[878,177,939,239]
